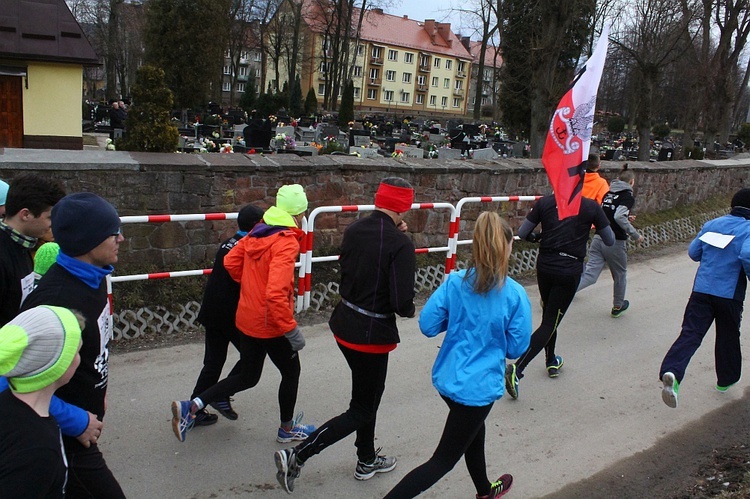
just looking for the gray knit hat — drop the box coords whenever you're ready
[0,306,82,393]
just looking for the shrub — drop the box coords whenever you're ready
[117,65,179,153]
[652,123,671,140]
[607,115,625,135]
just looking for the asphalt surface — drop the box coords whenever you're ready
[100,247,749,498]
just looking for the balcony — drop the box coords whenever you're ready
[318,74,327,81]
[456,71,466,78]
[418,64,430,73]
[367,77,381,86]
[237,74,248,81]
[417,85,427,92]
[370,57,383,65]
[453,88,465,97]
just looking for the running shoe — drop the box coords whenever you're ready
[210,397,238,420]
[611,300,630,318]
[488,473,513,498]
[354,448,397,480]
[546,355,564,378]
[277,412,316,443]
[274,447,303,494]
[193,408,218,426]
[661,372,679,408]
[171,400,195,442]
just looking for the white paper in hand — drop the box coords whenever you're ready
[699,231,734,249]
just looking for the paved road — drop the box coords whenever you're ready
[101,248,749,498]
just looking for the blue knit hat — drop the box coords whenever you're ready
[0,179,8,206]
[52,193,121,257]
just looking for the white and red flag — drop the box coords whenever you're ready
[542,25,610,219]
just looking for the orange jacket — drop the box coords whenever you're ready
[582,172,609,204]
[224,226,303,338]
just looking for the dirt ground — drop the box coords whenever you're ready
[545,391,750,498]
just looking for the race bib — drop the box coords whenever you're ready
[20,272,35,305]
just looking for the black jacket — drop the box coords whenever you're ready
[329,211,416,345]
[197,232,244,330]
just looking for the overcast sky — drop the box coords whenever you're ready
[390,0,471,36]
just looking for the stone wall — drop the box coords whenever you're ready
[1,148,748,269]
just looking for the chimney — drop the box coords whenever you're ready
[424,19,436,38]
[436,23,452,47]
[461,36,471,52]
[372,8,383,14]
[403,15,408,19]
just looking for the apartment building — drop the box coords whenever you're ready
[465,40,502,120]
[221,47,262,107]
[277,0,473,117]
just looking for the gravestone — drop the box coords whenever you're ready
[471,148,499,161]
[512,142,525,157]
[316,124,340,142]
[349,129,372,147]
[357,148,381,158]
[439,148,463,160]
[275,125,295,138]
[400,146,424,158]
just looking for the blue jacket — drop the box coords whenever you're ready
[689,208,750,301]
[419,270,532,406]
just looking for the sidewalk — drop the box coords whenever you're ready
[100,248,749,498]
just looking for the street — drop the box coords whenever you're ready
[101,247,749,498]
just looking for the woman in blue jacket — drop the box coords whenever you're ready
[384,211,532,499]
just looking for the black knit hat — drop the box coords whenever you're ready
[731,188,750,209]
[52,193,121,257]
[237,205,264,232]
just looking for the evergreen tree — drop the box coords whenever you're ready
[304,87,318,115]
[118,65,179,152]
[338,80,354,127]
[144,0,231,110]
[290,75,303,117]
[239,79,257,114]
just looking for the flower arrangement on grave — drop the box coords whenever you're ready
[427,144,439,159]
[319,135,346,154]
[199,137,216,152]
[236,136,246,146]
[220,143,233,153]
[268,115,278,123]
[105,138,116,151]
[392,149,404,159]
[202,114,222,126]
[290,118,299,127]
[273,133,296,151]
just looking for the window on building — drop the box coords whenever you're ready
[222,81,231,92]
[320,62,329,74]
[223,66,231,75]
[254,52,261,62]
[472,97,476,105]
[429,95,436,106]
[368,88,378,100]
[444,78,450,88]
[369,68,379,80]
[453,97,460,107]
[401,92,409,103]
[354,66,362,77]
[357,44,364,55]
[386,70,396,81]
[318,84,325,95]
[417,75,425,86]
[238,83,245,92]
[441,96,448,107]
[434,57,441,68]
[241,51,249,60]
[402,72,412,83]
[416,94,424,105]
[388,49,398,61]
[446,60,452,70]
[455,80,463,90]
[371,46,382,59]
[405,53,414,64]
[255,68,261,77]
[239,66,247,76]
[431,76,438,87]
[354,87,360,99]
[384,90,394,101]
[224,49,230,58]
[457,61,465,73]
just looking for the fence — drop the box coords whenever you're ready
[106,203,726,341]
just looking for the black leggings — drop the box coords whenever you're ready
[295,344,388,464]
[383,396,494,498]
[516,270,580,374]
[196,334,300,423]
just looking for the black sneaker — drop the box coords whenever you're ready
[354,448,397,480]
[546,355,564,378]
[611,300,630,318]
[210,398,238,420]
[274,447,303,493]
[194,408,218,426]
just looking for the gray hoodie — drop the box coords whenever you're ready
[605,179,641,241]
